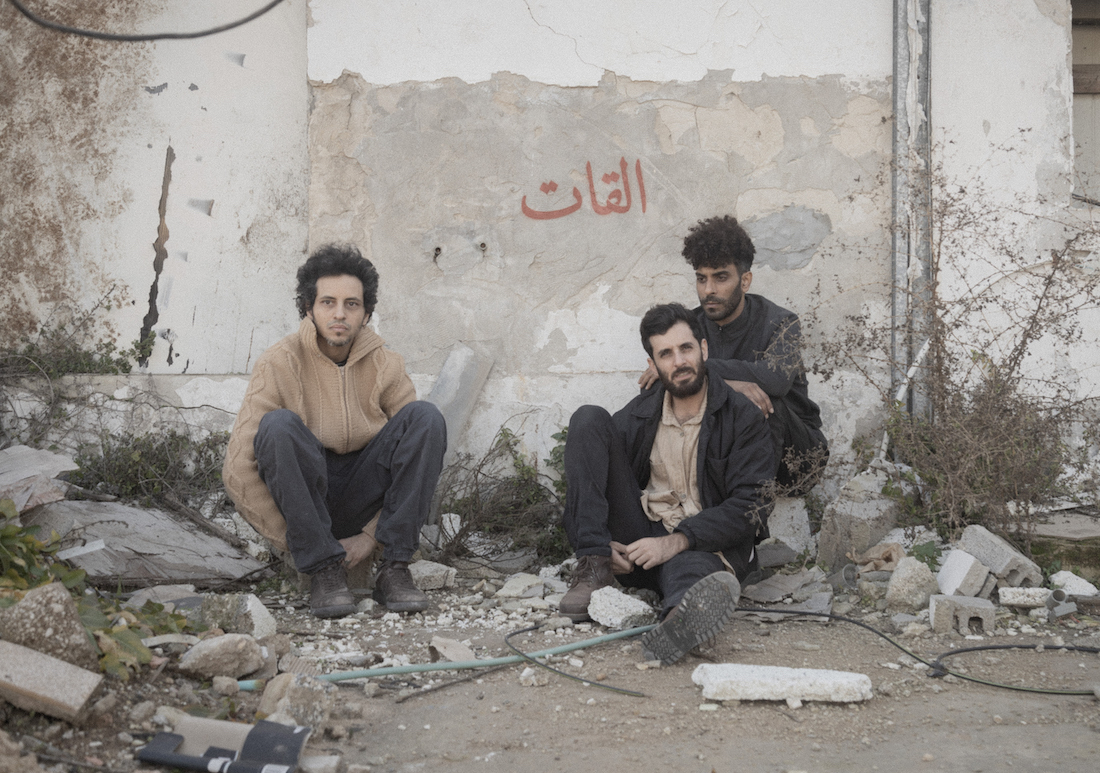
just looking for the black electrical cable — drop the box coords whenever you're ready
[735,606,1100,697]
[6,0,288,41]
[504,624,648,698]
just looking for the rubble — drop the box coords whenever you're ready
[0,444,78,513]
[200,593,277,638]
[1049,570,1099,597]
[997,587,1051,609]
[256,673,337,729]
[767,497,814,555]
[816,467,902,570]
[929,595,996,635]
[936,550,990,597]
[494,572,544,598]
[0,640,103,723]
[884,557,940,613]
[409,559,458,590]
[0,582,99,671]
[177,633,265,679]
[692,663,873,703]
[957,525,1042,587]
[587,586,658,629]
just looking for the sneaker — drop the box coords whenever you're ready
[559,555,615,622]
[372,560,429,613]
[640,572,741,665]
[309,563,357,619]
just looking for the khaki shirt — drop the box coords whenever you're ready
[640,388,707,532]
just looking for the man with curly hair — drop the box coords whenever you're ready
[224,245,446,618]
[641,215,828,494]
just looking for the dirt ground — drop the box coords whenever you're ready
[5,580,1100,773]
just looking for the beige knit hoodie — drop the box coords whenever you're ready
[222,318,416,551]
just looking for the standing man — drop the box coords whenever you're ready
[642,215,828,494]
[561,303,776,664]
[223,245,446,618]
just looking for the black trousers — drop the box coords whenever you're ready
[562,404,726,616]
[254,402,446,575]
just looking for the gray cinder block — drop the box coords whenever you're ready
[929,594,996,635]
[936,550,990,597]
[957,525,1041,587]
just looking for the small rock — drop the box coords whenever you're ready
[212,676,240,696]
[519,667,549,687]
[409,560,457,590]
[0,583,99,671]
[494,573,544,598]
[128,701,157,724]
[587,587,657,629]
[177,634,264,679]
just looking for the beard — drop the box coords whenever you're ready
[701,285,743,323]
[660,363,707,398]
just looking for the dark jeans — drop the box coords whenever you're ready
[563,404,726,616]
[770,398,829,495]
[254,402,446,575]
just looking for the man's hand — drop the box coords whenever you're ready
[638,364,659,390]
[609,541,635,574]
[622,533,690,571]
[726,379,774,416]
[339,532,377,568]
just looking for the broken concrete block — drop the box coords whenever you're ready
[768,497,813,555]
[124,584,200,613]
[757,541,800,568]
[885,557,940,613]
[0,445,78,513]
[428,636,476,663]
[200,594,277,639]
[24,501,267,584]
[0,582,99,671]
[256,673,337,729]
[409,560,456,590]
[936,550,990,597]
[494,572,543,598]
[929,595,996,635]
[178,634,264,679]
[1049,570,1099,597]
[997,587,1050,609]
[978,574,998,599]
[0,640,104,723]
[957,525,1042,587]
[691,663,873,703]
[587,587,657,629]
[816,468,901,570]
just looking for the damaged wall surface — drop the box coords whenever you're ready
[0,0,309,373]
[307,69,893,466]
[4,0,1099,491]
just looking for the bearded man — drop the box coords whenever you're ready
[559,303,776,664]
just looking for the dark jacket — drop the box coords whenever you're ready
[613,361,778,575]
[696,295,824,433]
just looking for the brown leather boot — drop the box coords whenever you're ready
[372,560,429,613]
[559,555,615,622]
[309,563,357,619]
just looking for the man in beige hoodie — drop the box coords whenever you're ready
[223,245,446,618]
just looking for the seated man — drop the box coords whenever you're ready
[641,215,828,494]
[223,244,446,618]
[561,303,777,664]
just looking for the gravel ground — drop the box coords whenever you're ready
[4,569,1100,773]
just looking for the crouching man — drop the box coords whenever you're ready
[561,303,776,663]
[223,245,446,618]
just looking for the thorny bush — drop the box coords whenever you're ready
[435,425,571,564]
[817,159,1100,552]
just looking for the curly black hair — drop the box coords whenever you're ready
[639,302,704,358]
[681,215,755,274]
[295,244,379,319]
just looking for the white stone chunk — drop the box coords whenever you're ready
[768,497,813,554]
[691,663,873,703]
[997,587,1051,609]
[409,560,457,590]
[936,550,990,597]
[1049,570,1099,597]
[587,587,657,629]
[494,573,543,598]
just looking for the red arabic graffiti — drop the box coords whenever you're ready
[521,157,647,220]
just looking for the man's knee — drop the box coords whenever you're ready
[396,400,447,440]
[256,409,313,454]
[568,404,613,438]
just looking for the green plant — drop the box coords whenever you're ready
[71,429,229,504]
[910,540,942,571]
[1,501,200,679]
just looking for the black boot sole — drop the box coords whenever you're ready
[640,572,740,665]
